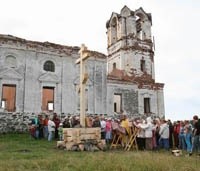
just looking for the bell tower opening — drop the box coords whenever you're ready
[110,17,118,45]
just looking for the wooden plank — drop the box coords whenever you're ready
[80,134,100,140]
[63,128,100,134]
[64,133,100,141]
[63,128,101,142]
[84,128,100,134]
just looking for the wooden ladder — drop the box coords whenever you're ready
[124,127,139,151]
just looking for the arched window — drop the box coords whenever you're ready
[43,60,55,72]
[111,17,118,44]
[5,55,17,68]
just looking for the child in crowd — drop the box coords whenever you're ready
[58,123,63,141]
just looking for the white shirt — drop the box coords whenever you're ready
[137,123,145,138]
[48,120,55,132]
[159,123,169,139]
[140,122,153,138]
[100,120,106,132]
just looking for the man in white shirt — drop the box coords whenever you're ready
[48,116,56,141]
[100,116,106,139]
[159,119,169,150]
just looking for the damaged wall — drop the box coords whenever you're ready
[0,5,165,120]
[0,35,107,114]
[106,6,165,118]
[107,82,138,115]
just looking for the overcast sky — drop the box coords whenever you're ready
[0,0,199,121]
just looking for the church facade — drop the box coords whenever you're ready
[0,6,165,118]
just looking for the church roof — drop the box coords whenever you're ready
[0,34,106,59]
[0,34,79,55]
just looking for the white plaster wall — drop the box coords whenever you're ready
[119,48,153,77]
[24,51,41,113]
[107,28,111,47]
[156,89,165,118]
[107,82,138,115]
[120,17,126,38]
[23,51,63,113]
[61,56,78,114]
[107,52,121,73]
[138,89,156,115]
[0,47,26,112]
[138,88,164,118]
[132,52,153,76]
[0,44,107,115]
[141,21,152,40]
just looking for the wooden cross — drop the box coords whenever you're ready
[75,44,90,127]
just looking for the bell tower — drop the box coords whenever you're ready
[106,6,155,79]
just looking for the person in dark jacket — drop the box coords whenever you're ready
[92,115,101,127]
[53,113,60,140]
[192,115,200,155]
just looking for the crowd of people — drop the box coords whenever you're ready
[28,112,200,156]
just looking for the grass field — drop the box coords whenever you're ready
[0,133,200,171]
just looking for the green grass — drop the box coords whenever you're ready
[0,134,200,171]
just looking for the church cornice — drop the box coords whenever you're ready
[107,69,164,90]
[107,34,153,48]
[107,39,154,62]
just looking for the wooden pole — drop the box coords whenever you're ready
[76,44,90,127]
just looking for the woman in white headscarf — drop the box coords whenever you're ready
[139,117,153,150]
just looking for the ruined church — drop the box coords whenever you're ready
[0,6,165,118]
